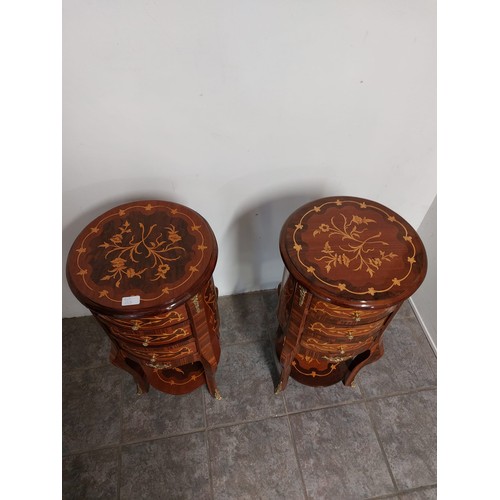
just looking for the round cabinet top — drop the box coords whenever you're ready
[66,200,218,315]
[280,196,427,308]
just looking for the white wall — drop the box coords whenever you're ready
[63,0,436,318]
[411,195,437,351]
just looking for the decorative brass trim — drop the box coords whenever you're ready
[298,286,307,307]
[146,361,172,369]
[321,354,353,363]
[191,294,202,314]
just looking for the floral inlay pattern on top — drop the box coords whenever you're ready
[291,199,417,297]
[74,203,210,304]
[99,221,186,288]
[312,214,397,278]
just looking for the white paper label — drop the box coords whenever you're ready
[121,295,140,306]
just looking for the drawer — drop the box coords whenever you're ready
[304,318,386,343]
[119,338,197,366]
[107,321,192,346]
[309,299,394,326]
[299,335,375,361]
[96,305,188,332]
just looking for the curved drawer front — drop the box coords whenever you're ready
[96,305,188,332]
[308,299,394,326]
[304,318,385,343]
[299,335,375,360]
[118,338,197,365]
[107,322,192,346]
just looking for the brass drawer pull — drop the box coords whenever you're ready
[322,354,352,364]
[346,330,354,340]
[142,336,151,347]
[146,354,171,369]
[146,361,172,369]
[353,312,361,322]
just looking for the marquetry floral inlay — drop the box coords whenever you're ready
[98,222,186,288]
[313,214,397,278]
[289,199,419,297]
[71,202,213,305]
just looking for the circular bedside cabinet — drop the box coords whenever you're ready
[66,200,222,399]
[274,196,427,393]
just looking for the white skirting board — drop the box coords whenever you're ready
[408,297,437,356]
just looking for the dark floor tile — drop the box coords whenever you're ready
[62,316,109,372]
[407,309,437,374]
[62,365,122,455]
[120,432,210,500]
[218,291,275,345]
[397,300,417,319]
[261,288,279,319]
[357,312,437,398]
[121,382,205,443]
[208,418,305,500]
[283,376,363,413]
[399,486,437,499]
[62,447,119,500]
[367,390,437,491]
[290,403,395,499]
[204,341,286,427]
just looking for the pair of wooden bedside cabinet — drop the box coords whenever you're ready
[66,197,427,399]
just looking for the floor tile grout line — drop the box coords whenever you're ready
[286,417,309,500]
[116,375,124,500]
[282,391,309,500]
[63,385,437,458]
[204,430,215,500]
[118,426,208,448]
[201,386,215,500]
[361,386,437,404]
[363,399,400,495]
[62,363,111,375]
[282,385,437,420]
[62,443,122,459]
[397,483,437,496]
[203,412,290,433]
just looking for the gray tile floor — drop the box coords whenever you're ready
[63,290,437,500]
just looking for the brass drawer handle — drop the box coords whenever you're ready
[338,346,345,355]
[142,336,151,347]
[322,354,352,364]
[346,330,354,340]
[353,312,361,322]
[146,361,172,369]
[146,354,171,369]
[132,323,140,331]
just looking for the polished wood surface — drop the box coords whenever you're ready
[66,200,221,398]
[276,196,427,392]
[280,196,427,308]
